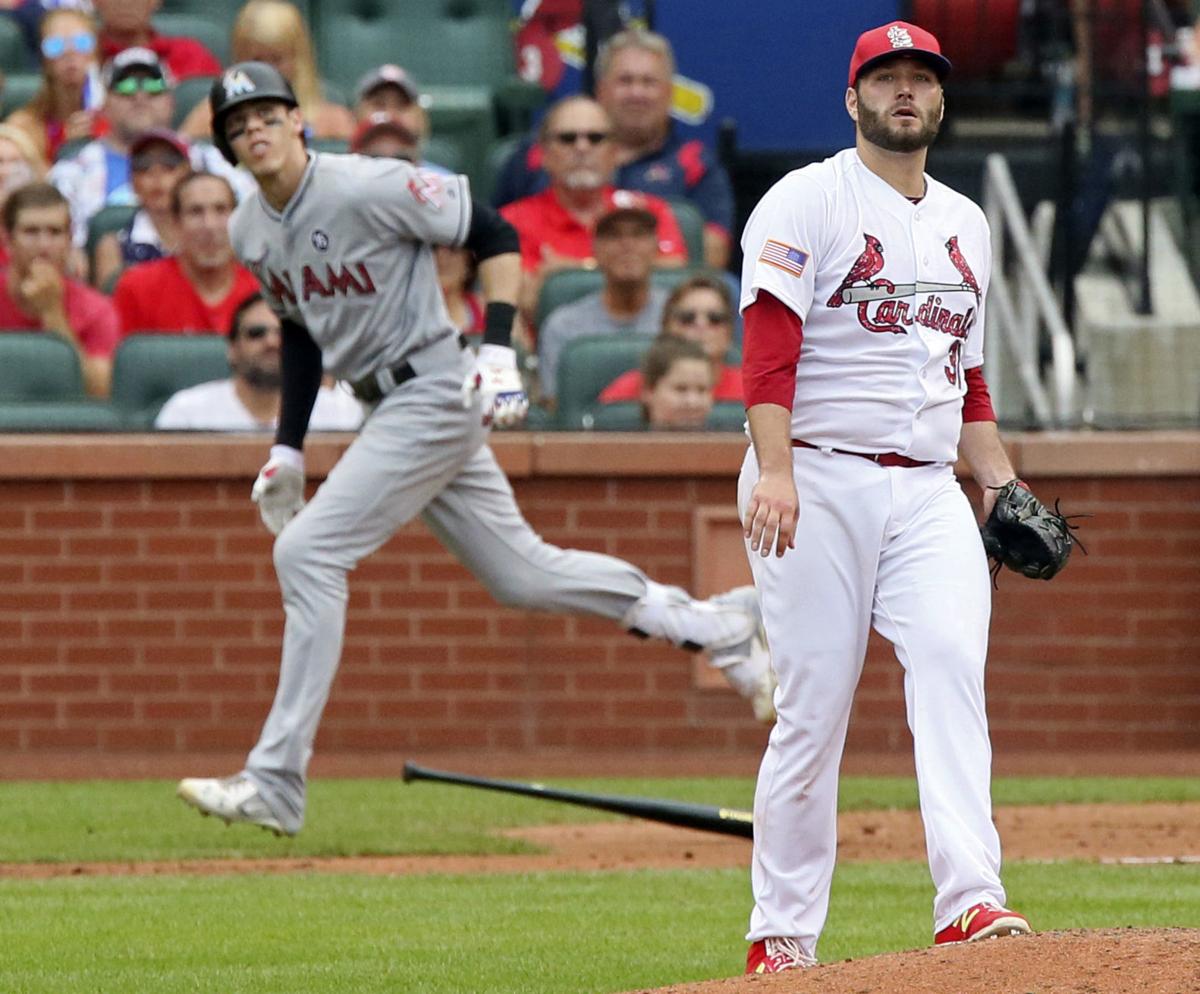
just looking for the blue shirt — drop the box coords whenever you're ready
[491,125,734,235]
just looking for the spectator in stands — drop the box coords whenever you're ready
[93,0,220,82]
[536,205,668,408]
[49,48,248,250]
[492,29,734,269]
[179,0,355,142]
[4,8,105,162]
[435,245,483,336]
[0,181,118,396]
[352,63,427,138]
[155,293,364,432]
[2,0,97,63]
[639,335,715,430]
[599,272,742,405]
[90,126,188,289]
[112,171,258,336]
[500,94,685,324]
[0,124,47,268]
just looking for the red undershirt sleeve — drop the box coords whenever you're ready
[742,291,803,410]
[962,364,997,422]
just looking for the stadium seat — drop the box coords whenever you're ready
[480,133,522,204]
[152,13,230,65]
[0,17,34,73]
[706,401,747,432]
[422,85,497,193]
[554,334,653,429]
[54,137,90,162]
[0,334,85,401]
[171,74,216,129]
[0,73,40,119]
[666,197,706,265]
[536,266,703,330]
[312,0,513,95]
[110,333,230,427]
[309,137,349,154]
[85,205,139,285]
[0,400,125,432]
[422,135,466,174]
[576,401,644,432]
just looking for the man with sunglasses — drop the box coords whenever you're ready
[174,61,774,838]
[49,47,250,249]
[500,94,686,327]
[155,292,363,431]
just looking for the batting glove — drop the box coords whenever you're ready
[463,344,528,429]
[251,445,306,536]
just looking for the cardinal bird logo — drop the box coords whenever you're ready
[827,233,886,308]
[945,236,981,300]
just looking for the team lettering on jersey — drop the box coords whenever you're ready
[248,260,378,306]
[825,233,981,343]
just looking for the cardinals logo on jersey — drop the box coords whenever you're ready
[826,233,983,339]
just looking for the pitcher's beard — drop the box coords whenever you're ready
[857,103,940,153]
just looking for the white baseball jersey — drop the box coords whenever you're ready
[230,152,472,382]
[154,379,364,432]
[739,148,991,463]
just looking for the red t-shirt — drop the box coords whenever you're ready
[99,30,222,81]
[113,257,260,337]
[0,271,120,358]
[600,362,743,404]
[500,187,686,272]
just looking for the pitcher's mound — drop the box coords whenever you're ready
[629,928,1200,994]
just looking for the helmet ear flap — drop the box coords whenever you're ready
[208,61,299,165]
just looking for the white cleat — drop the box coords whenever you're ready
[177,774,292,837]
[707,586,777,724]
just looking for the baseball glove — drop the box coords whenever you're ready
[980,480,1079,581]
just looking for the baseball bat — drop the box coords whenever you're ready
[402,761,753,839]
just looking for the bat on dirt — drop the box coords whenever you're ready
[402,761,753,839]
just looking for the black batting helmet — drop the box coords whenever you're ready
[209,61,299,165]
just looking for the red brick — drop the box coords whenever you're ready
[0,536,65,556]
[26,672,102,695]
[27,726,99,748]
[66,589,139,611]
[27,617,102,640]
[103,726,180,750]
[32,508,105,530]
[65,699,136,720]
[65,535,140,557]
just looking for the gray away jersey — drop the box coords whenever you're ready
[230,152,472,382]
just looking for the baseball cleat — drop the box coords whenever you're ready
[622,581,757,653]
[707,586,777,723]
[746,936,816,973]
[177,774,293,837]
[935,902,1032,944]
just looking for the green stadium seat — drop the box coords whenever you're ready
[577,401,644,432]
[422,135,466,175]
[536,266,704,330]
[422,84,497,193]
[0,73,40,119]
[152,13,230,66]
[171,74,216,129]
[480,133,521,204]
[110,333,230,427]
[0,400,125,432]
[309,137,349,154]
[666,197,706,266]
[706,401,747,432]
[554,334,653,429]
[313,0,513,95]
[85,205,139,285]
[0,17,34,73]
[0,333,85,401]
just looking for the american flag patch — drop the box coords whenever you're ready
[758,239,809,278]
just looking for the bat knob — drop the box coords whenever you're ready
[402,761,417,783]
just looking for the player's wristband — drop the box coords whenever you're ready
[482,301,516,347]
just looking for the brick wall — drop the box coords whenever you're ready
[0,432,1197,758]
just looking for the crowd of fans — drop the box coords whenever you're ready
[0,2,739,432]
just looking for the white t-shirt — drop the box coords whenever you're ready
[739,148,991,463]
[154,378,364,432]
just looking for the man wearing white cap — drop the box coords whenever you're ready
[737,20,1034,974]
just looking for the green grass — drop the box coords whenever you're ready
[0,776,1197,992]
[2,776,1198,862]
[2,862,1198,994]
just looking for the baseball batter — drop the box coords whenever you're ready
[177,63,774,837]
[736,23,1036,973]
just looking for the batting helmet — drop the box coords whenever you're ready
[209,61,298,165]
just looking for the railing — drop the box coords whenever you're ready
[982,153,1079,427]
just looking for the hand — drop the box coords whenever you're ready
[744,470,799,558]
[251,445,306,535]
[64,110,95,142]
[20,259,65,318]
[462,344,528,428]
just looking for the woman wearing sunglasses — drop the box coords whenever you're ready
[5,8,108,162]
[599,272,745,405]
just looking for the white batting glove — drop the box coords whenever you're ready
[463,344,528,429]
[251,445,306,536]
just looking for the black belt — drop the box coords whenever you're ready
[349,335,468,404]
[792,439,932,468]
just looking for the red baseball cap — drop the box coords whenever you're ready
[848,21,952,88]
